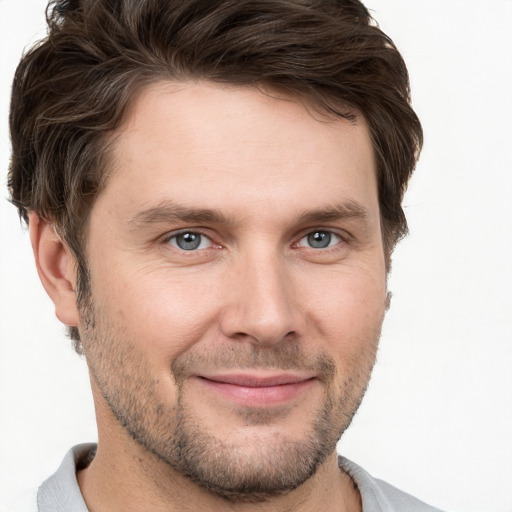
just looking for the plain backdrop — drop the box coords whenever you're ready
[1,1,511,511]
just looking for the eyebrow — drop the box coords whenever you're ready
[127,201,234,229]
[296,200,369,225]
[127,199,369,229]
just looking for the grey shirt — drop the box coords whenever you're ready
[10,444,446,511]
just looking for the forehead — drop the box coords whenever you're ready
[99,81,378,223]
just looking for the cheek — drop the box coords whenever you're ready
[93,264,224,358]
[306,268,387,357]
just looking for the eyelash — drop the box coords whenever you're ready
[163,228,347,253]
[164,230,217,252]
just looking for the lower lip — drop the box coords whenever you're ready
[197,378,315,407]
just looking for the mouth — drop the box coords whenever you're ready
[195,373,317,407]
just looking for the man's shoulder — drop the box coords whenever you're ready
[12,444,94,512]
[339,456,446,512]
[36,443,94,512]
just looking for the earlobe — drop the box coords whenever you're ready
[28,213,80,327]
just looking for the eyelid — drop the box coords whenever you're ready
[162,229,217,251]
[159,227,350,252]
[294,227,350,247]
[298,231,341,249]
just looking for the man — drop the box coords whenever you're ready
[7,0,443,510]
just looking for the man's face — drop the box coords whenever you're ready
[79,82,387,500]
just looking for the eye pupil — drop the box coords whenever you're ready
[307,231,331,248]
[176,232,201,250]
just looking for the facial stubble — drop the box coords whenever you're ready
[79,289,380,503]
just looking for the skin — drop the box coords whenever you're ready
[31,82,388,511]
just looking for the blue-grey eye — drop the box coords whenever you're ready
[169,232,211,251]
[298,231,341,249]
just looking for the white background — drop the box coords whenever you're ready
[0,1,511,510]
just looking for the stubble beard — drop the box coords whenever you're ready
[79,291,380,503]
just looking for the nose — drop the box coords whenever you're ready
[219,252,304,346]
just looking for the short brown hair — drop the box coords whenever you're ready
[8,0,422,347]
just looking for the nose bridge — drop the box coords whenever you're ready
[221,246,300,345]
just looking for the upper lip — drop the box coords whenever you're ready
[197,373,315,387]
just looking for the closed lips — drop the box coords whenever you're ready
[197,374,316,387]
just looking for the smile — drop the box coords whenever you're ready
[195,373,317,407]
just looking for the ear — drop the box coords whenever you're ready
[385,290,392,311]
[28,213,80,327]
